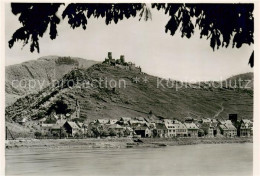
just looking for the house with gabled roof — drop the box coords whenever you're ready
[63,121,81,137]
[108,119,118,124]
[106,124,125,136]
[165,123,176,138]
[129,119,146,127]
[200,118,212,124]
[155,123,167,138]
[94,119,109,124]
[240,119,253,137]
[218,121,237,138]
[134,125,152,138]
[135,117,146,122]
[118,117,131,126]
[50,124,64,136]
[129,120,140,125]
[184,117,194,123]
[146,113,159,122]
[173,121,188,137]
[184,123,199,137]
[18,117,27,125]
[120,117,132,121]
[163,119,173,124]
[219,124,228,136]
[50,119,67,133]
[56,119,66,126]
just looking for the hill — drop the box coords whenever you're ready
[5,56,99,106]
[225,72,253,89]
[5,63,253,130]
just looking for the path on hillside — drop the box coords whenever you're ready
[213,102,224,119]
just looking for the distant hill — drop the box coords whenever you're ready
[5,63,253,129]
[225,72,253,89]
[5,56,99,106]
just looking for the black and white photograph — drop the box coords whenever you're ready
[1,1,259,176]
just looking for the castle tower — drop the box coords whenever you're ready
[108,52,112,60]
[120,55,125,63]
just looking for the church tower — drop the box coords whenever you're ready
[76,99,80,119]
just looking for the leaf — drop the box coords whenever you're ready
[8,3,254,56]
[248,51,254,67]
[49,21,57,40]
[210,34,216,51]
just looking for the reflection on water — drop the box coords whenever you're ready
[6,143,252,176]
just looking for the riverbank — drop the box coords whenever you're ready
[141,137,253,146]
[5,137,253,150]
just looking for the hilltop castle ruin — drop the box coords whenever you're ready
[103,52,141,72]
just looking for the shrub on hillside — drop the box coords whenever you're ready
[117,131,124,138]
[60,128,67,138]
[109,129,117,136]
[100,128,110,137]
[34,90,59,109]
[74,131,83,138]
[72,118,85,123]
[46,99,71,115]
[37,111,45,119]
[89,126,101,137]
[34,131,42,138]
[56,56,79,65]
[87,130,95,138]
[44,116,57,124]
[198,129,205,137]
[44,131,53,137]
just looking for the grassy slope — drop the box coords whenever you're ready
[5,64,253,125]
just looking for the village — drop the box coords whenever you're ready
[34,112,253,139]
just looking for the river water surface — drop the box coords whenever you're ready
[6,143,252,176]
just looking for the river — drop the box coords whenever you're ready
[6,143,252,176]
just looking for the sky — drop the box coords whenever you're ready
[5,3,254,81]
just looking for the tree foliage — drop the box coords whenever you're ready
[34,131,42,138]
[47,99,71,115]
[9,3,62,53]
[8,3,254,66]
[109,128,117,136]
[44,116,57,124]
[152,4,254,50]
